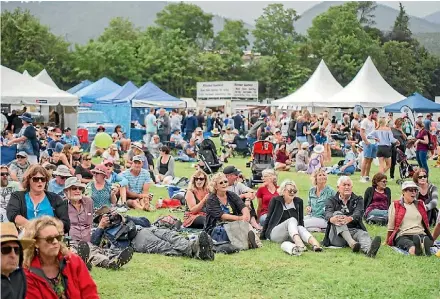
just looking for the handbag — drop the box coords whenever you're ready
[210,224,230,243]
[224,221,250,251]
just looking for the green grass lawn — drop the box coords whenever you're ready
[91,140,440,298]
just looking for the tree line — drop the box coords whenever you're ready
[1,1,439,100]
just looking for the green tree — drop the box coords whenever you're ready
[214,19,249,53]
[98,17,141,43]
[357,1,377,26]
[155,2,213,49]
[389,2,412,43]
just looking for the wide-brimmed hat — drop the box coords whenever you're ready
[301,142,309,149]
[63,177,86,190]
[109,144,118,150]
[0,223,34,249]
[18,112,33,123]
[313,144,325,154]
[91,164,108,176]
[131,142,143,151]
[211,128,220,134]
[16,151,28,158]
[71,146,83,154]
[401,181,419,191]
[53,165,72,177]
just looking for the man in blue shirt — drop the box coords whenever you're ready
[121,156,153,211]
[144,108,157,146]
[48,165,72,196]
[183,110,198,141]
[62,127,80,146]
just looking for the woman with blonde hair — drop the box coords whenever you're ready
[256,169,279,226]
[59,144,75,175]
[183,170,210,228]
[305,169,336,232]
[322,111,332,163]
[23,216,99,298]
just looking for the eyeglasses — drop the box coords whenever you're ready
[57,176,69,180]
[0,172,8,177]
[286,189,298,194]
[218,180,228,185]
[418,175,427,179]
[55,134,62,137]
[83,158,92,161]
[105,164,113,167]
[1,246,20,255]
[194,177,205,181]
[16,155,26,159]
[37,235,63,244]
[380,180,387,184]
[32,176,47,183]
[405,188,418,193]
[70,186,84,192]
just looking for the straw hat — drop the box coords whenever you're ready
[131,142,143,151]
[313,144,325,154]
[53,165,72,177]
[72,146,83,154]
[63,177,86,190]
[0,223,34,249]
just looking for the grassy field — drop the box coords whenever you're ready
[91,140,440,299]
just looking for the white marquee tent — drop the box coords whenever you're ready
[326,56,406,108]
[1,66,78,106]
[22,70,31,77]
[272,60,343,107]
[34,69,59,89]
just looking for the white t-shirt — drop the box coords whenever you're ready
[360,118,375,136]
[280,117,290,136]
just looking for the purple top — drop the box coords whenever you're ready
[365,191,389,217]
[68,196,94,243]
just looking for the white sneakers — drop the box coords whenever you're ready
[360,176,370,183]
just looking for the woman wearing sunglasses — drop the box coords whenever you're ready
[204,173,250,235]
[363,173,391,224]
[261,180,322,255]
[22,216,99,298]
[413,169,438,225]
[386,181,434,256]
[183,170,209,229]
[6,165,70,234]
[75,154,95,184]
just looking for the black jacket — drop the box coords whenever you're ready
[261,196,304,240]
[6,191,70,233]
[322,192,367,247]
[1,246,26,299]
[204,191,245,235]
[363,187,391,215]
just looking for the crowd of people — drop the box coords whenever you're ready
[1,106,439,298]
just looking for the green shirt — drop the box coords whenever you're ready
[308,185,336,218]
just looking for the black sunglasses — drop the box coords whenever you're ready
[1,172,8,177]
[105,164,113,167]
[194,177,205,181]
[218,180,228,185]
[83,158,92,161]
[70,186,84,192]
[418,175,427,179]
[32,176,47,183]
[37,235,63,244]
[1,246,20,255]
[16,155,26,159]
[55,134,62,137]
[405,188,418,193]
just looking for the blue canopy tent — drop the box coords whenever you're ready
[384,93,440,113]
[96,81,138,104]
[76,77,120,103]
[124,81,185,108]
[67,80,93,94]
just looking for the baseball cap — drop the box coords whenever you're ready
[223,165,240,175]
[133,155,144,162]
[17,151,28,158]
[401,181,418,191]
[103,159,114,166]
[417,113,423,117]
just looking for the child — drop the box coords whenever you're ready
[307,144,324,174]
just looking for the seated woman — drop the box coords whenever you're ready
[6,165,70,234]
[274,142,292,171]
[114,125,131,152]
[183,170,209,229]
[386,181,434,256]
[102,144,120,164]
[330,144,357,175]
[59,144,75,175]
[413,169,438,225]
[170,128,186,149]
[85,164,116,210]
[204,173,250,235]
[75,153,95,184]
[305,169,336,232]
[256,169,279,226]
[295,142,309,172]
[23,216,99,298]
[155,146,175,185]
[307,145,324,174]
[261,180,322,254]
[364,173,391,223]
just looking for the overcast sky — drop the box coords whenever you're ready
[187,1,440,24]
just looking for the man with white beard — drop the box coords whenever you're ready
[0,165,19,222]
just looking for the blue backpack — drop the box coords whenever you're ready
[211,224,230,244]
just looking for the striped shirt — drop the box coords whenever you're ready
[121,169,152,194]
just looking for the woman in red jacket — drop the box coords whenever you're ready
[22,216,99,299]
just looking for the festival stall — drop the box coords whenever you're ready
[67,80,93,94]
[75,77,120,103]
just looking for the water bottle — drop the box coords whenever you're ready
[158,197,163,208]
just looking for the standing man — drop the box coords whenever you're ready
[246,116,268,147]
[7,113,39,164]
[1,222,35,299]
[360,108,379,183]
[232,111,243,133]
[144,108,157,146]
[0,165,20,222]
[279,111,290,140]
[183,110,198,141]
[157,109,171,144]
[197,110,205,131]
[170,109,182,133]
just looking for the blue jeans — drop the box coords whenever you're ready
[259,214,268,226]
[416,150,429,175]
[247,136,257,147]
[126,216,151,228]
[332,165,355,175]
[366,209,388,218]
[296,136,307,144]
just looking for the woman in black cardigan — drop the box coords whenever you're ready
[363,173,391,224]
[261,180,322,254]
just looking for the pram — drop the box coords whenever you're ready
[197,139,222,174]
[396,147,417,184]
[246,140,274,187]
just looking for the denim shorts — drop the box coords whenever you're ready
[363,143,378,159]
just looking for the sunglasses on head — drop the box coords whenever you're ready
[418,175,427,179]
[1,246,20,255]
[405,188,418,193]
[16,155,26,159]
[70,186,84,192]
[37,235,63,244]
[1,172,8,177]
[32,176,47,183]
[195,177,205,181]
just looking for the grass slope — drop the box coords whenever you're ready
[92,140,440,298]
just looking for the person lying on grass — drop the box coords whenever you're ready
[120,155,153,211]
[386,181,434,256]
[92,206,215,261]
[261,180,322,255]
[322,176,382,258]
[223,166,262,230]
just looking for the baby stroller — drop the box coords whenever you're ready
[197,139,222,174]
[232,135,250,157]
[246,140,274,187]
[396,147,417,185]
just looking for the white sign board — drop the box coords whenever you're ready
[197,81,258,100]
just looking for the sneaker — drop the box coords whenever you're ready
[422,236,433,256]
[367,236,381,258]
[291,246,302,256]
[197,231,215,261]
[108,247,134,270]
[351,242,361,253]
[248,231,258,249]
[116,206,128,213]
[365,176,370,181]
[359,177,367,183]
[76,241,90,264]
[413,235,423,256]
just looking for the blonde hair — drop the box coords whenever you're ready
[188,169,209,193]
[21,165,51,192]
[23,216,70,268]
[311,168,327,186]
[208,173,227,193]
[378,117,387,127]
[262,169,277,185]
[277,180,297,194]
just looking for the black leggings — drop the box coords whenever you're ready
[390,145,404,179]
[187,216,206,229]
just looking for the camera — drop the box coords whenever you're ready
[104,212,122,225]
